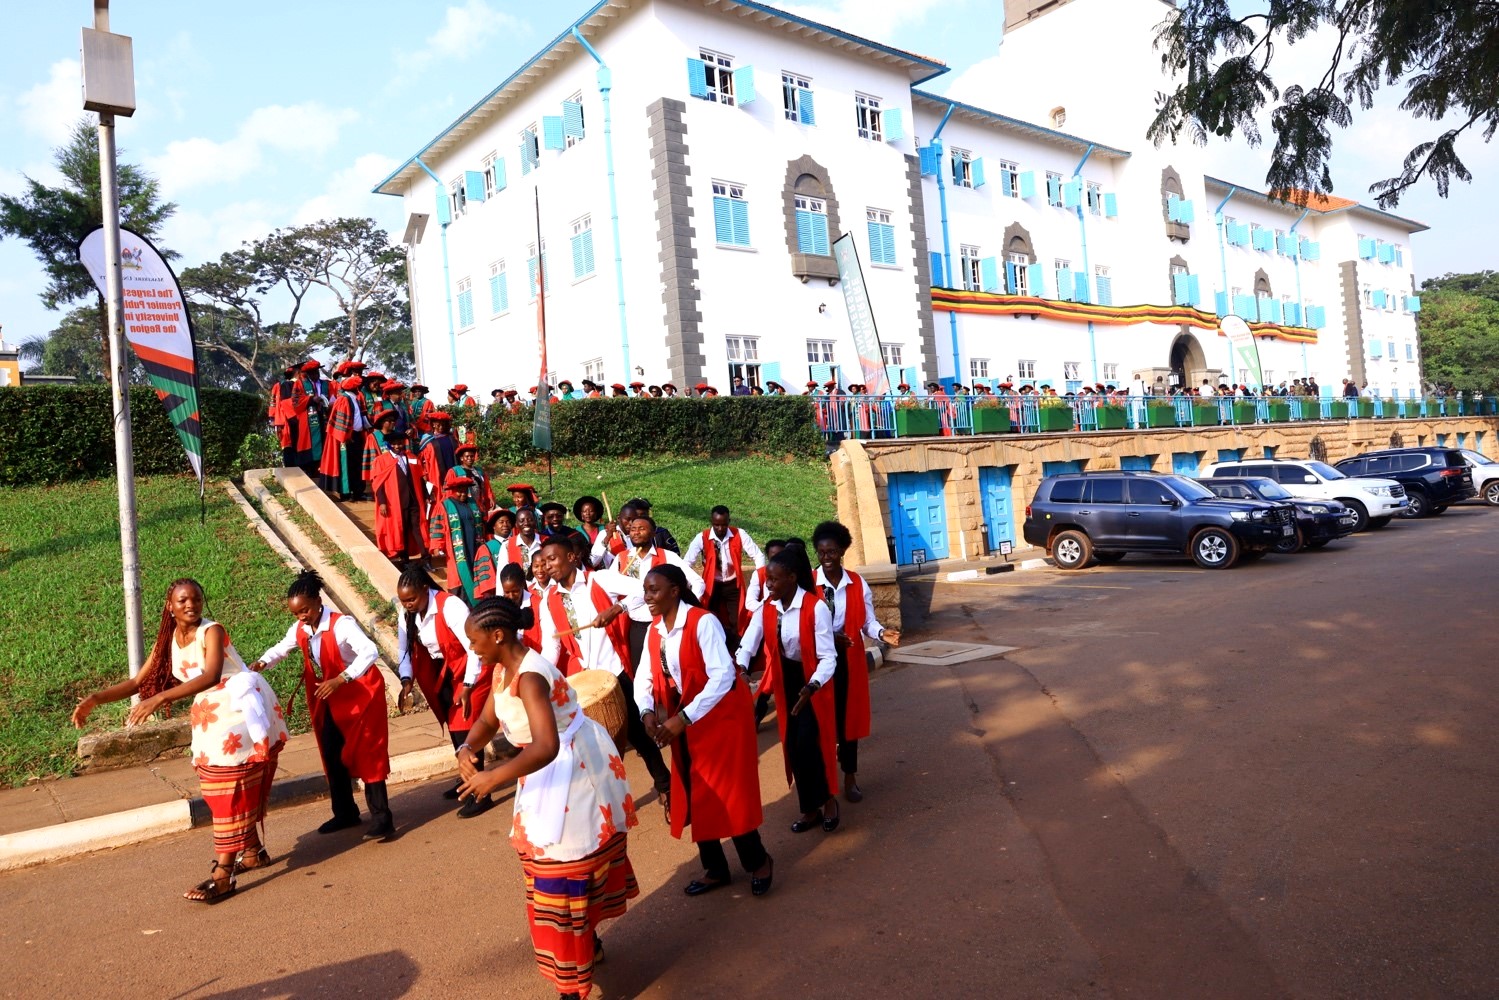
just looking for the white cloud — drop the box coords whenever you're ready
[17,60,83,146]
[779,0,946,44]
[393,1,525,83]
[144,102,359,194]
[293,152,404,227]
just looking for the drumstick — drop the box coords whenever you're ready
[601,491,613,524]
[553,623,595,638]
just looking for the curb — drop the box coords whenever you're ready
[0,745,460,873]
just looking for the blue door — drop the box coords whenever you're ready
[889,471,949,565]
[1217,448,1244,464]
[978,466,1015,552]
[1120,456,1155,471]
[1172,451,1202,477]
[1042,459,1085,478]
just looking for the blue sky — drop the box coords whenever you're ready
[2,0,1493,350]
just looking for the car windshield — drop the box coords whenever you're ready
[1304,461,1346,480]
[1253,482,1293,499]
[1460,449,1496,466]
[1159,475,1215,500]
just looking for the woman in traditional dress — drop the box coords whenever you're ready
[734,544,841,834]
[456,597,640,1000]
[639,565,773,897]
[72,578,288,902]
[810,520,900,804]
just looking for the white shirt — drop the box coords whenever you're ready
[347,391,367,432]
[813,567,885,642]
[539,569,642,677]
[611,546,705,623]
[633,609,736,723]
[589,528,631,569]
[683,526,766,583]
[503,532,543,568]
[258,607,379,680]
[734,589,837,687]
[396,589,478,684]
[743,567,769,614]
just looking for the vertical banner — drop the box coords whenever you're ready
[78,226,204,492]
[832,233,890,395]
[1221,315,1264,388]
[531,189,553,451]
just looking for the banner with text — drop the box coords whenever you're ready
[78,226,204,489]
[1221,315,1264,389]
[832,233,890,395]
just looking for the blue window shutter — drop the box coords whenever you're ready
[562,101,584,138]
[979,256,999,293]
[1027,262,1045,297]
[929,250,945,286]
[1215,290,1228,317]
[1096,274,1113,306]
[731,198,750,246]
[1371,289,1386,308]
[796,210,814,253]
[492,158,507,192]
[714,196,733,244]
[1173,273,1189,305]
[761,361,782,385]
[1370,339,1382,358]
[918,145,939,176]
[1188,274,1201,306]
[687,58,709,98]
[570,233,585,278]
[1358,237,1375,259]
[434,185,451,225]
[883,107,904,141]
[464,170,486,203]
[866,221,881,262]
[971,158,986,188]
[582,231,594,275]
[1285,302,1301,326]
[999,168,1014,196]
[457,289,473,328]
[1167,194,1180,221]
[542,116,565,150]
[1103,192,1118,217]
[797,88,816,125]
[1377,243,1393,263]
[1408,295,1421,313]
[1074,271,1090,303]
[489,274,502,313]
[884,364,903,390]
[882,223,896,264]
[1046,174,1061,204]
[1179,199,1195,223]
[1063,180,1082,209]
[1019,171,1036,200]
[732,65,755,105]
[1234,294,1256,318]
[1004,260,1018,294]
[1267,298,1282,323]
[1056,269,1074,301]
[520,133,536,175]
[811,213,830,255]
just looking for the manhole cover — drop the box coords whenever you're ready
[887,640,1016,666]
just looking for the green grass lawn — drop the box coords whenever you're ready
[500,454,837,547]
[0,476,310,786]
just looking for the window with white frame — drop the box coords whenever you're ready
[882,343,903,367]
[521,124,540,173]
[970,358,989,381]
[794,196,830,254]
[951,146,974,188]
[726,335,761,384]
[570,215,595,280]
[564,92,585,148]
[806,339,835,364]
[456,276,475,329]
[583,357,606,383]
[1405,343,1414,361]
[1362,284,1373,307]
[1263,369,1274,385]
[699,48,735,105]
[1054,257,1072,292]
[1008,252,1029,294]
[711,180,751,248]
[481,152,499,199]
[999,160,1020,198]
[1063,361,1081,381]
[1046,171,1065,207]
[782,73,812,123]
[1017,360,1036,380]
[1239,369,1250,384]
[960,244,983,291]
[855,93,883,141]
[488,260,508,315]
[1094,264,1113,305]
[866,208,896,266]
[1102,363,1119,382]
[1086,181,1104,216]
[448,176,467,219]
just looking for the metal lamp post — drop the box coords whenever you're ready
[81,1,145,678]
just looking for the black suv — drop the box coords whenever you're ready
[1198,477,1358,552]
[1022,472,1296,570]
[1334,448,1475,518]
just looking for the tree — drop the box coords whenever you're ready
[18,304,146,384]
[1416,273,1499,395]
[1149,2,1499,209]
[0,118,177,377]
[179,249,306,392]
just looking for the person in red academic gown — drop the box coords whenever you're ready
[275,364,312,466]
[250,570,393,840]
[446,383,479,409]
[639,565,773,897]
[452,441,495,520]
[318,375,369,500]
[428,468,488,604]
[370,430,428,566]
[409,384,436,436]
[419,412,458,514]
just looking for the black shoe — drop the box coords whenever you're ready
[822,801,840,833]
[318,814,361,835]
[456,795,494,819]
[363,820,396,841]
[684,875,732,896]
[790,816,820,834]
[442,783,462,801]
[751,855,774,897]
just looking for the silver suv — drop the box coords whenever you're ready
[1201,458,1408,532]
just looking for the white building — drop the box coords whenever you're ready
[375,0,1429,400]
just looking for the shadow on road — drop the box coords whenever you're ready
[172,950,420,999]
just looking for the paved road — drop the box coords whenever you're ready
[3,505,1495,998]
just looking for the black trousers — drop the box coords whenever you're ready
[318,709,391,826]
[345,429,367,499]
[707,581,743,654]
[676,725,766,877]
[614,670,672,791]
[780,656,832,813]
[833,647,859,774]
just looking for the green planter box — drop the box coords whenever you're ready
[1231,402,1258,424]
[1400,401,1421,418]
[971,407,1011,433]
[1145,405,1178,428]
[1297,401,1322,420]
[1190,405,1220,427]
[1094,406,1128,430]
[1328,401,1349,419]
[1483,399,1498,416]
[1267,402,1291,423]
[1353,400,1375,418]
[1037,406,1074,432]
[1461,399,1479,416]
[894,407,941,437]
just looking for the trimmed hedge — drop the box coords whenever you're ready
[0,384,265,486]
[459,396,825,464]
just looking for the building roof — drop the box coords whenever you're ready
[374,0,948,197]
[910,90,1130,160]
[1204,176,1429,234]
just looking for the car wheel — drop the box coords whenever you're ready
[1368,516,1393,529]
[1240,549,1267,561]
[1400,490,1430,518]
[1191,527,1240,569]
[1305,538,1329,549]
[1484,481,1499,506]
[1339,499,1370,532]
[1051,530,1093,570]
[1272,525,1305,554]
[1093,552,1126,563]
[1430,505,1448,515]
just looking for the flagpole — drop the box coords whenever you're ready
[531,187,555,472]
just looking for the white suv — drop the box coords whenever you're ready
[1457,449,1499,506]
[1201,458,1408,531]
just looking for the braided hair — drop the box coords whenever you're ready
[286,569,324,601]
[769,543,815,594]
[397,564,442,663]
[645,564,704,610]
[468,596,534,635]
[136,578,204,705]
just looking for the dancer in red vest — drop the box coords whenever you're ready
[499,563,545,652]
[250,571,393,840]
[638,565,773,897]
[682,505,765,654]
[394,565,495,817]
[811,520,901,804]
[370,430,428,566]
[746,538,787,727]
[735,545,840,834]
[611,515,704,687]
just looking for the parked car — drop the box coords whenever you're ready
[1198,476,1359,552]
[1022,471,1295,570]
[1456,449,1499,506]
[1333,448,1476,518]
[1202,458,1408,532]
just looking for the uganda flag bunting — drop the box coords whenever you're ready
[78,226,205,493]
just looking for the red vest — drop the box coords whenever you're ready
[408,591,491,732]
[760,594,838,793]
[295,612,390,782]
[545,572,633,676]
[826,571,872,743]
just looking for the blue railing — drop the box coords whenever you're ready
[815,392,1496,441]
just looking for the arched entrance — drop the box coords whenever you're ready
[1169,332,1208,388]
